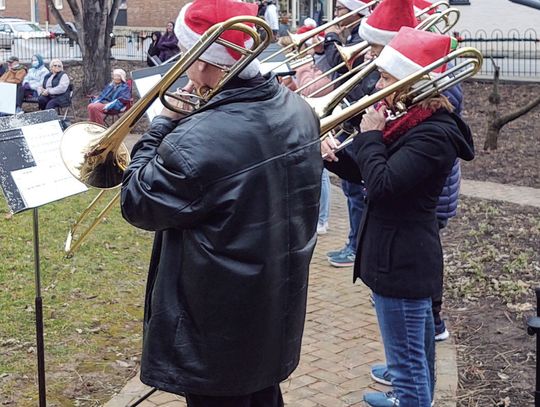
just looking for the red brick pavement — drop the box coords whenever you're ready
[104,184,457,407]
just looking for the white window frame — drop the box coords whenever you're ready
[55,0,63,9]
[0,0,6,11]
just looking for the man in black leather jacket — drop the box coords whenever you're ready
[120,1,322,406]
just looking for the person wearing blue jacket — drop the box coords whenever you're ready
[87,69,131,125]
[22,54,49,99]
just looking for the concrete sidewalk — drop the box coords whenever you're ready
[104,183,458,407]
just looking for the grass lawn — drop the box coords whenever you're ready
[0,189,153,406]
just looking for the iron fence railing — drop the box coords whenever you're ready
[0,34,153,63]
[1,29,539,80]
[456,28,540,79]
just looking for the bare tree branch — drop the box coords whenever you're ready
[45,0,79,43]
[494,94,540,128]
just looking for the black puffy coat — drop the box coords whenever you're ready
[121,75,322,396]
[325,110,474,299]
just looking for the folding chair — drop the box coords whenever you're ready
[55,84,75,130]
[103,79,134,127]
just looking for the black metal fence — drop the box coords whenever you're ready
[456,28,540,79]
[2,29,540,80]
[0,34,153,64]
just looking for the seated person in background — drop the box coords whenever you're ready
[37,59,71,111]
[0,56,28,113]
[22,54,49,99]
[87,69,131,125]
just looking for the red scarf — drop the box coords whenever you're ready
[382,105,434,145]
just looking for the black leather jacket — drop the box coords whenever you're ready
[121,75,322,396]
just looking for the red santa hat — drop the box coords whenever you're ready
[413,0,438,15]
[376,26,458,80]
[175,0,260,79]
[295,24,325,45]
[336,0,374,16]
[359,0,417,46]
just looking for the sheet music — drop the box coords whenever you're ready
[134,74,165,122]
[0,83,17,115]
[9,121,87,209]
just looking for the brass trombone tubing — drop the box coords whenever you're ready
[415,0,450,20]
[61,16,273,256]
[319,47,483,138]
[294,7,459,98]
[260,0,380,65]
[64,190,120,257]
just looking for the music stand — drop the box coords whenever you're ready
[0,110,88,406]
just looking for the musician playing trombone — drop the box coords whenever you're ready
[120,0,322,406]
[322,28,475,407]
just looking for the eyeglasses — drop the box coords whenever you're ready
[334,5,348,11]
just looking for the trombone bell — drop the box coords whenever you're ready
[60,122,131,190]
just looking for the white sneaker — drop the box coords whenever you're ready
[317,222,328,235]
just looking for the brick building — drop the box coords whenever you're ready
[0,0,188,29]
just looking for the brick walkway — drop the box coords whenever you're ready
[104,183,458,407]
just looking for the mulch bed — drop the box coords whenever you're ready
[441,80,540,406]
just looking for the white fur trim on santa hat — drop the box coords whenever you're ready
[304,17,317,27]
[376,44,423,80]
[175,3,261,79]
[337,0,371,15]
[359,20,397,46]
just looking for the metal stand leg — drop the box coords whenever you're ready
[128,388,158,407]
[33,208,47,406]
[527,287,540,407]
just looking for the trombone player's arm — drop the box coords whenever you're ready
[120,115,208,232]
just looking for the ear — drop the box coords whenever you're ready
[197,60,209,73]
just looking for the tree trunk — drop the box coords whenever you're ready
[484,58,501,151]
[45,0,121,94]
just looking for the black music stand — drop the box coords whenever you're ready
[0,111,88,406]
[528,287,540,407]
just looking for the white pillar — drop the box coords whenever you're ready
[291,0,298,29]
[30,0,37,23]
[326,0,333,23]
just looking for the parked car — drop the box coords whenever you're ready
[0,18,51,43]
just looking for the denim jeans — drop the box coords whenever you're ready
[319,169,330,225]
[373,293,435,407]
[341,179,365,253]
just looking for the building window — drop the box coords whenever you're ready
[120,0,127,9]
[55,0,63,9]
[0,0,5,10]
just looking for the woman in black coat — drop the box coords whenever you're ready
[146,31,162,66]
[322,27,475,407]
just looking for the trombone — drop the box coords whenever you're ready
[61,16,273,257]
[318,47,483,156]
[260,0,381,70]
[294,6,461,98]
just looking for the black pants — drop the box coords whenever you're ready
[185,384,284,407]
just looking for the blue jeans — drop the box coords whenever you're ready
[373,293,435,407]
[319,169,330,225]
[341,179,364,253]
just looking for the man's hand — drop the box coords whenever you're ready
[160,80,195,121]
[321,135,340,162]
[325,25,342,36]
[360,106,386,133]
